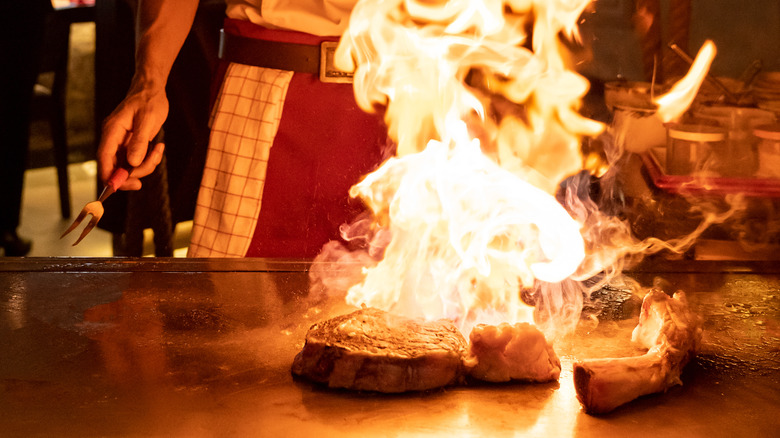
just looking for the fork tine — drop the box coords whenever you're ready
[60,210,90,239]
[72,216,101,246]
[59,154,130,245]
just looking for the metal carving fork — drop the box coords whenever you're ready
[60,163,132,246]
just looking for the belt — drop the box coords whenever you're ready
[217,29,353,84]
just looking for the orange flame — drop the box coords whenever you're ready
[347,124,585,330]
[654,40,717,122]
[329,0,602,334]
[323,1,716,336]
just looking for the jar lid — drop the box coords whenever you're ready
[753,123,780,141]
[667,124,726,141]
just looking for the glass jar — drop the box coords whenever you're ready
[754,124,780,178]
[691,106,777,176]
[666,124,727,175]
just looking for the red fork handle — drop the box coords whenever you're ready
[104,131,161,195]
[105,165,132,194]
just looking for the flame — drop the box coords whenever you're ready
[654,40,717,122]
[347,122,585,331]
[328,0,600,335]
[319,1,717,337]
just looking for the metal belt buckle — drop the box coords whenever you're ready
[319,41,353,84]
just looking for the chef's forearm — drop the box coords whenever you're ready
[132,0,200,93]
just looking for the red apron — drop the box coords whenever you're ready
[216,19,389,258]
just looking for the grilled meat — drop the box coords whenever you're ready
[466,322,561,383]
[291,307,468,393]
[573,289,703,414]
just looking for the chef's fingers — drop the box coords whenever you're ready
[134,140,165,177]
[124,91,169,167]
[120,141,166,191]
[98,114,134,183]
[119,177,143,192]
[125,115,163,167]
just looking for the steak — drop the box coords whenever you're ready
[291,307,468,393]
[573,288,703,414]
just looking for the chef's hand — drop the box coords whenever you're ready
[97,80,168,191]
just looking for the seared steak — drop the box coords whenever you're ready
[291,307,468,393]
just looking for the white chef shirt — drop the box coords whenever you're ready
[226,0,356,36]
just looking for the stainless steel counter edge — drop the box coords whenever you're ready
[0,256,777,274]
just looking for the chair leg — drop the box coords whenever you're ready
[50,28,72,219]
[51,98,71,219]
[151,154,173,256]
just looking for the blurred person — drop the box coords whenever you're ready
[98,0,389,258]
[0,0,53,256]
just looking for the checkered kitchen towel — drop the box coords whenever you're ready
[188,64,293,257]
